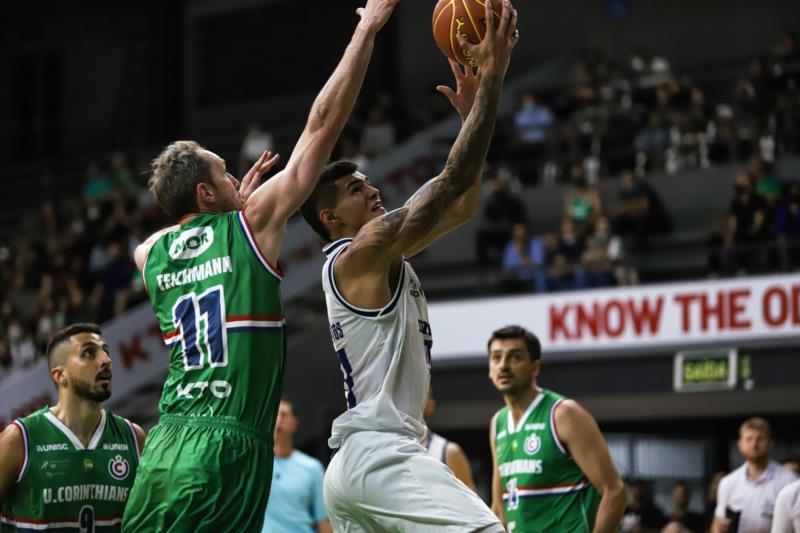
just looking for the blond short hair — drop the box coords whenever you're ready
[739,417,771,438]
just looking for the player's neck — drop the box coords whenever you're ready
[274,438,294,458]
[50,394,103,447]
[745,458,770,479]
[504,385,541,425]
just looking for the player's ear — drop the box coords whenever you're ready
[197,181,214,203]
[320,208,337,227]
[50,365,67,389]
[532,358,541,379]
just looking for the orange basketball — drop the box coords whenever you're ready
[432,0,503,67]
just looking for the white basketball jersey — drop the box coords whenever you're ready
[422,430,449,463]
[321,238,432,449]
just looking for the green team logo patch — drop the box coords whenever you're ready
[82,459,94,472]
[108,455,129,480]
[169,227,214,260]
[524,433,541,456]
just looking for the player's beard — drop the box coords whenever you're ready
[71,375,112,403]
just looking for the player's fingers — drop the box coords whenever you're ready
[260,153,280,174]
[436,85,456,102]
[508,7,518,38]
[448,59,464,80]
[456,32,476,58]
[497,0,511,36]
[483,0,496,37]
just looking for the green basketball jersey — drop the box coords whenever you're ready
[142,211,285,435]
[0,407,140,532]
[493,389,600,533]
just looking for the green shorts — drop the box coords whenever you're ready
[122,415,273,533]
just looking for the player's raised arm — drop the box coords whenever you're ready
[243,0,400,264]
[344,0,518,268]
[0,423,23,501]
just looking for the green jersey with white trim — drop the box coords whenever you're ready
[0,407,140,532]
[493,389,600,533]
[142,211,285,434]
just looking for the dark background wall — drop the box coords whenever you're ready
[2,0,798,163]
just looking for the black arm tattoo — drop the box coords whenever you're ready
[350,73,505,257]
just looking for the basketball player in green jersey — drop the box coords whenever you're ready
[0,323,145,532]
[487,326,626,533]
[121,2,401,531]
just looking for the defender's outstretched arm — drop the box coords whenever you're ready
[244,0,400,264]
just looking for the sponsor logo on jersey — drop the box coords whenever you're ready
[496,430,508,440]
[524,433,541,455]
[524,423,546,431]
[36,443,69,452]
[108,455,129,480]
[83,459,94,472]
[169,226,214,260]
[103,443,129,451]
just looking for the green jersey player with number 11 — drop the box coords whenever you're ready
[121,2,401,531]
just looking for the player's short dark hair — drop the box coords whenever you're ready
[300,161,359,242]
[487,325,542,361]
[149,140,213,220]
[46,323,102,369]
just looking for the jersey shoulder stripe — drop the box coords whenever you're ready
[236,210,283,280]
[325,245,405,319]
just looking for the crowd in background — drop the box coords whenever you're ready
[481,31,800,293]
[1,32,799,382]
[0,152,168,382]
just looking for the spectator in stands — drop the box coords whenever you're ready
[549,217,587,291]
[783,458,800,476]
[360,105,396,158]
[110,150,137,190]
[622,479,668,533]
[705,471,727,530]
[476,177,527,268]
[0,336,13,382]
[501,223,548,292]
[712,417,798,533]
[581,217,621,287]
[725,171,769,272]
[7,318,36,368]
[84,161,113,201]
[90,241,136,323]
[564,164,603,236]
[667,481,705,533]
[513,91,553,145]
[239,122,275,176]
[611,169,671,250]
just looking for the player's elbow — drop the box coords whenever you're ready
[602,478,627,513]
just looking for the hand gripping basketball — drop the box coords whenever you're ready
[457,0,519,74]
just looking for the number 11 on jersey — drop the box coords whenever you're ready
[172,285,229,371]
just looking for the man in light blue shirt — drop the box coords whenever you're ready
[264,400,331,533]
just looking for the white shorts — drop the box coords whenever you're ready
[324,431,504,532]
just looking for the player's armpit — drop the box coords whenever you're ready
[553,400,626,533]
[0,423,24,501]
[489,418,506,525]
[131,423,147,454]
[445,442,477,492]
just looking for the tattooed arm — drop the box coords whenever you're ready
[334,0,518,309]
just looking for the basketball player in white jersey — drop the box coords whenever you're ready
[422,388,477,492]
[300,1,518,530]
